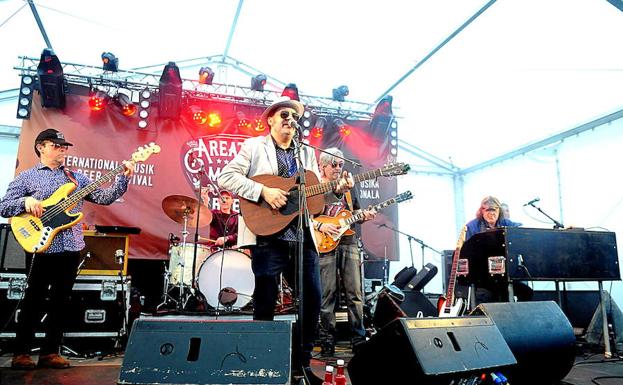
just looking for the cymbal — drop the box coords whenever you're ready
[162,195,213,228]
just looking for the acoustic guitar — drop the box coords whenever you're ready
[314,191,413,253]
[239,163,410,236]
[11,143,161,253]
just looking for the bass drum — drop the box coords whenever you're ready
[197,249,254,309]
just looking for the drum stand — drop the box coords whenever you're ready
[157,211,193,311]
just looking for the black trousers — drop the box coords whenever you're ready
[15,250,81,355]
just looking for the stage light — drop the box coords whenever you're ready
[37,48,65,109]
[199,67,215,85]
[251,74,267,91]
[115,93,137,116]
[334,118,351,137]
[88,90,109,111]
[159,61,182,119]
[254,118,266,132]
[311,117,326,139]
[374,95,393,116]
[101,52,119,72]
[281,83,299,101]
[138,88,152,129]
[207,112,222,128]
[332,85,349,102]
[16,75,35,119]
[188,105,208,125]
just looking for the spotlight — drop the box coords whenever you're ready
[101,52,119,72]
[199,67,215,85]
[370,95,395,133]
[37,48,65,109]
[88,90,109,111]
[332,85,349,102]
[115,93,137,116]
[16,75,35,119]
[188,105,208,125]
[311,117,326,139]
[374,95,393,116]
[207,112,222,128]
[251,74,267,91]
[138,88,152,129]
[159,62,182,119]
[281,83,299,101]
[333,118,351,136]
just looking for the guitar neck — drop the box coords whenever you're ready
[304,168,388,197]
[58,164,125,211]
[444,226,467,306]
[345,198,397,226]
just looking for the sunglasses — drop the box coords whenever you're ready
[330,161,344,168]
[279,110,300,121]
[47,143,69,150]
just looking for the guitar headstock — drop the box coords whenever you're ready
[395,191,413,203]
[132,142,161,163]
[379,162,410,177]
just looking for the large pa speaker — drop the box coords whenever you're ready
[348,317,517,385]
[118,318,292,385]
[0,224,25,271]
[471,301,576,385]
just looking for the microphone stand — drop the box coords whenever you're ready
[187,161,206,310]
[527,202,564,229]
[378,223,442,272]
[300,141,362,168]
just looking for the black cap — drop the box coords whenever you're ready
[34,128,73,157]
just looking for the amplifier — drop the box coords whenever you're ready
[0,273,130,339]
[80,230,129,276]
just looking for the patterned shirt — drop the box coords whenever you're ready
[274,140,299,242]
[0,163,129,253]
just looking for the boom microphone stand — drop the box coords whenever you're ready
[378,223,442,273]
[526,201,564,229]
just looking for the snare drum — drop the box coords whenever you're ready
[197,249,254,309]
[168,243,211,286]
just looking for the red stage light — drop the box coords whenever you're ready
[207,112,222,127]
[281,83,300,101]
[334,118,351,137]
[88,90,109,111]
[311,126,323,138]
[254,118,266,132]
[238,119,251,130]
[116,93,136,116]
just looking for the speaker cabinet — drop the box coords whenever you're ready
[471,301,576,385]
[80,230,129,275]
[348,317,516,385]
[119,318,292,385]
[0,224,25,271]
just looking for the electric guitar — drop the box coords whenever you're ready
[314,191,413,253]
[11,143,161,253]
[239,163,410,236]
[437,225,468,317]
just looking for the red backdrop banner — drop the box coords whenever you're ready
[15,88,399,261]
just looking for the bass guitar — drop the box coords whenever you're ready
[314,191,413,253]
[11,143,161,253]
[437,225,467,317]
[239,163,410,236]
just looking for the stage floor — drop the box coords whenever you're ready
[1,344,623,385]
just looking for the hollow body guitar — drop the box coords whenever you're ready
[11,143,160,253]
[314,191,413,253]
[239,163,410,236]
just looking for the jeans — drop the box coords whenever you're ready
[251,237,321,368]
[15,251,81,355]
[319,242,365,346]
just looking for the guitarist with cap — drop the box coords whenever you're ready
[0,128,134,370]
[313,147,376,357]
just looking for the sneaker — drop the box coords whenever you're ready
[11,354,36,370]
[37,353,70,369]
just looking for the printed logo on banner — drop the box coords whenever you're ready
[181,133,250,211]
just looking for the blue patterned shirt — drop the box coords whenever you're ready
[274,140,299,242]
[0,163,129,253]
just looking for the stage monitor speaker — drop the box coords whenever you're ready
[400,290,438,318]
[471,301,576,385]
[118,318,292,385]
[348,317,516,385]
[0,224,25,271]
[391,266,417,289]
[406,262,437,291]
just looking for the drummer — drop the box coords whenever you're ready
[204,190,238,251]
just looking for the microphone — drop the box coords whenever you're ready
[115,249,124,264]
[523,197,540,207]
[288,120,301,130]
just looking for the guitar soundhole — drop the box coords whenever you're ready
[279,190,300,216]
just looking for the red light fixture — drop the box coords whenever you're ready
[88,90,109,111]
[311,117,326,139]
[207,112,222,128]
[254,118,266,132]
[188,105,208,125]
[334,118,351,137]
[116,93,137,116]
[281,83,300,101]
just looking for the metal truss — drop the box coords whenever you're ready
[14,56,375,119]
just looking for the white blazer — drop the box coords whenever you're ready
[217,134,321,249]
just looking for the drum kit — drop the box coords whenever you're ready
[157,194,254,313]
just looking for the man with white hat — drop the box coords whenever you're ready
[218,97,352,384]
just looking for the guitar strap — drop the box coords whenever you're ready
[345,191,353,211]
[63,168,79,186]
